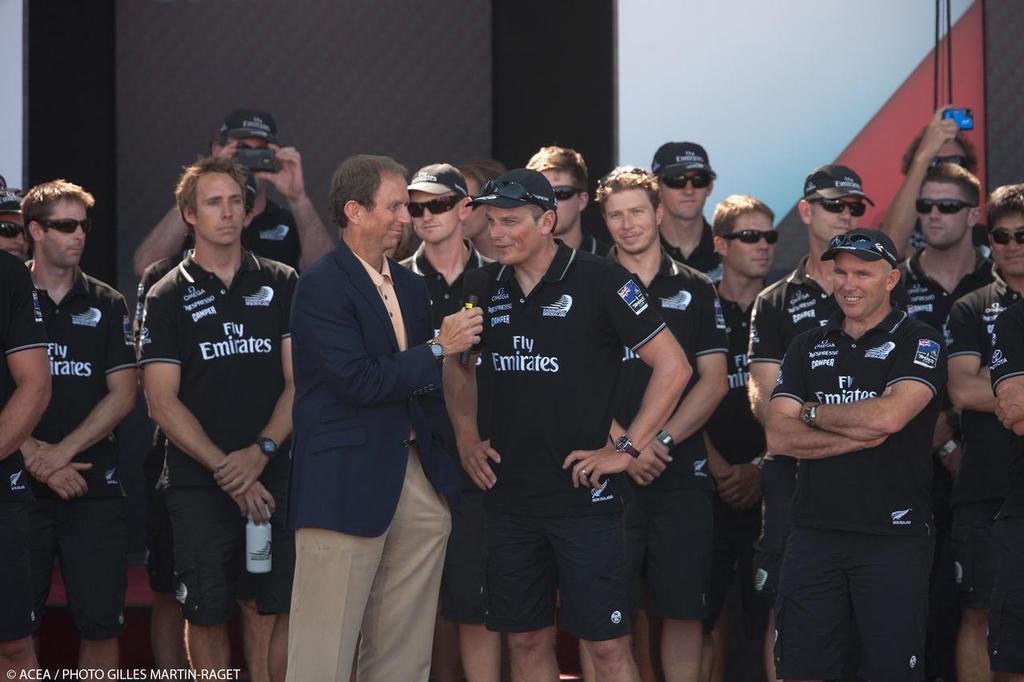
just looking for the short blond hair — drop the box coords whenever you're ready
[526,146,588,188]
[175,156,247,225]
[712,194,775,236]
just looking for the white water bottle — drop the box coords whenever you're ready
[246,513,272,574]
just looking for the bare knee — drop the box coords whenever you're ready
[962,607,988,628]
[0,637,34,664]
[508,628,555,657]
[583,635,632,667]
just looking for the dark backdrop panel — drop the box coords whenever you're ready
[492,0,615,242]
[984,1,1024,188]
[28,0,117,285]
[116,0,492,290]
[115,0,490,553]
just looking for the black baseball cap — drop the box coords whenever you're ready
[803,164,874,205]
[651,142,716,179]
[468,168,557,212]
[0,188,22,214]
[821,228,898,267]
[219,108,278,142]
[407,163,469,197]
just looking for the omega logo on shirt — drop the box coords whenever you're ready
[198,322,273,361]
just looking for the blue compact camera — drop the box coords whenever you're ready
[943,108,974,131]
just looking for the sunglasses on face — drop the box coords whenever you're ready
[721,229,779,245]
[990,227,1024,245]
[481,180,553,210]
[808,198,866,217]
[408,195,462,218]
[38,218,92,234]
[660,172,712,190]
[930,154,968,168]
[551,185,584,202]
[916,198,974,214]
[827,233,897,264]
[0,221,22,239]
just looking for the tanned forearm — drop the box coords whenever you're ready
[289,194,336,270]
[134,207,189,277]
[881,154,931,259]
[58,370,137,456]
[662,357,727,444]
[444,357,481,449]
[766,410,878,460]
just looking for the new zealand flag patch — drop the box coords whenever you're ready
[617,279,649,316]
[913,338,940,369]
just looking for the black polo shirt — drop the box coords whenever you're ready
[945,271,1022,506]
[134,256,180,343]
[400,240,494,489]
[29,268,135,498]
[660,218,722,282]
[773,308,946,536]
[0,253,48,502]
[612,250,727,490]
[580,233,611,257]
[749,257,839,365]
[139,250,297,487]
[705,289,766,466]
[182,199,301,270]
[990,300,1024,517]
[898,248,993,331]
[479,242,666,517]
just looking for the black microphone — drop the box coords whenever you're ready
[459,268,490,366]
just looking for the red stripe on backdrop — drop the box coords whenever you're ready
[835,0,985,226]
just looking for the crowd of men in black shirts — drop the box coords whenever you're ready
[0,101,1021,682]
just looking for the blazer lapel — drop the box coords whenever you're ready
[333,244,399,351]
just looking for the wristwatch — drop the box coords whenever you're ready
[613,434,642,459]
[256,437,278,458]
[801,402,819,429]
[427,337,444,361]
[655,430,675,449]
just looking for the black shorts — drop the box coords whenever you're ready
[441,489,488,624]
[990,515,1024,674]
[625,487,712,621]
[0,501,35,642]
[759,456,797,554]
[705,499,762,632]
[166,482,295,626]
[485,511,629,642]
[951,500,1000,608]
[29,497,127,640]
[144,439,176,594]
[775,526,932,682]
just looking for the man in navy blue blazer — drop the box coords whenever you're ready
[285,154,483,682]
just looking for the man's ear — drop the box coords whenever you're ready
[343,200,363,227]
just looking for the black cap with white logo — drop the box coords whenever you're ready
[219,108,278,143]
[651,142,716,179]
[468,168,557,212]
[803,164,874,205]
[407,163,469,197]
[821,228,898,267]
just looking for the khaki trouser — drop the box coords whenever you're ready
[286,449,451,682]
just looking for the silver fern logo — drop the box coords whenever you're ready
[259,224,290,241]
[243,286,275,307]
[660,290,692,311]
[71,307,102,327]
[541,294,573,317]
